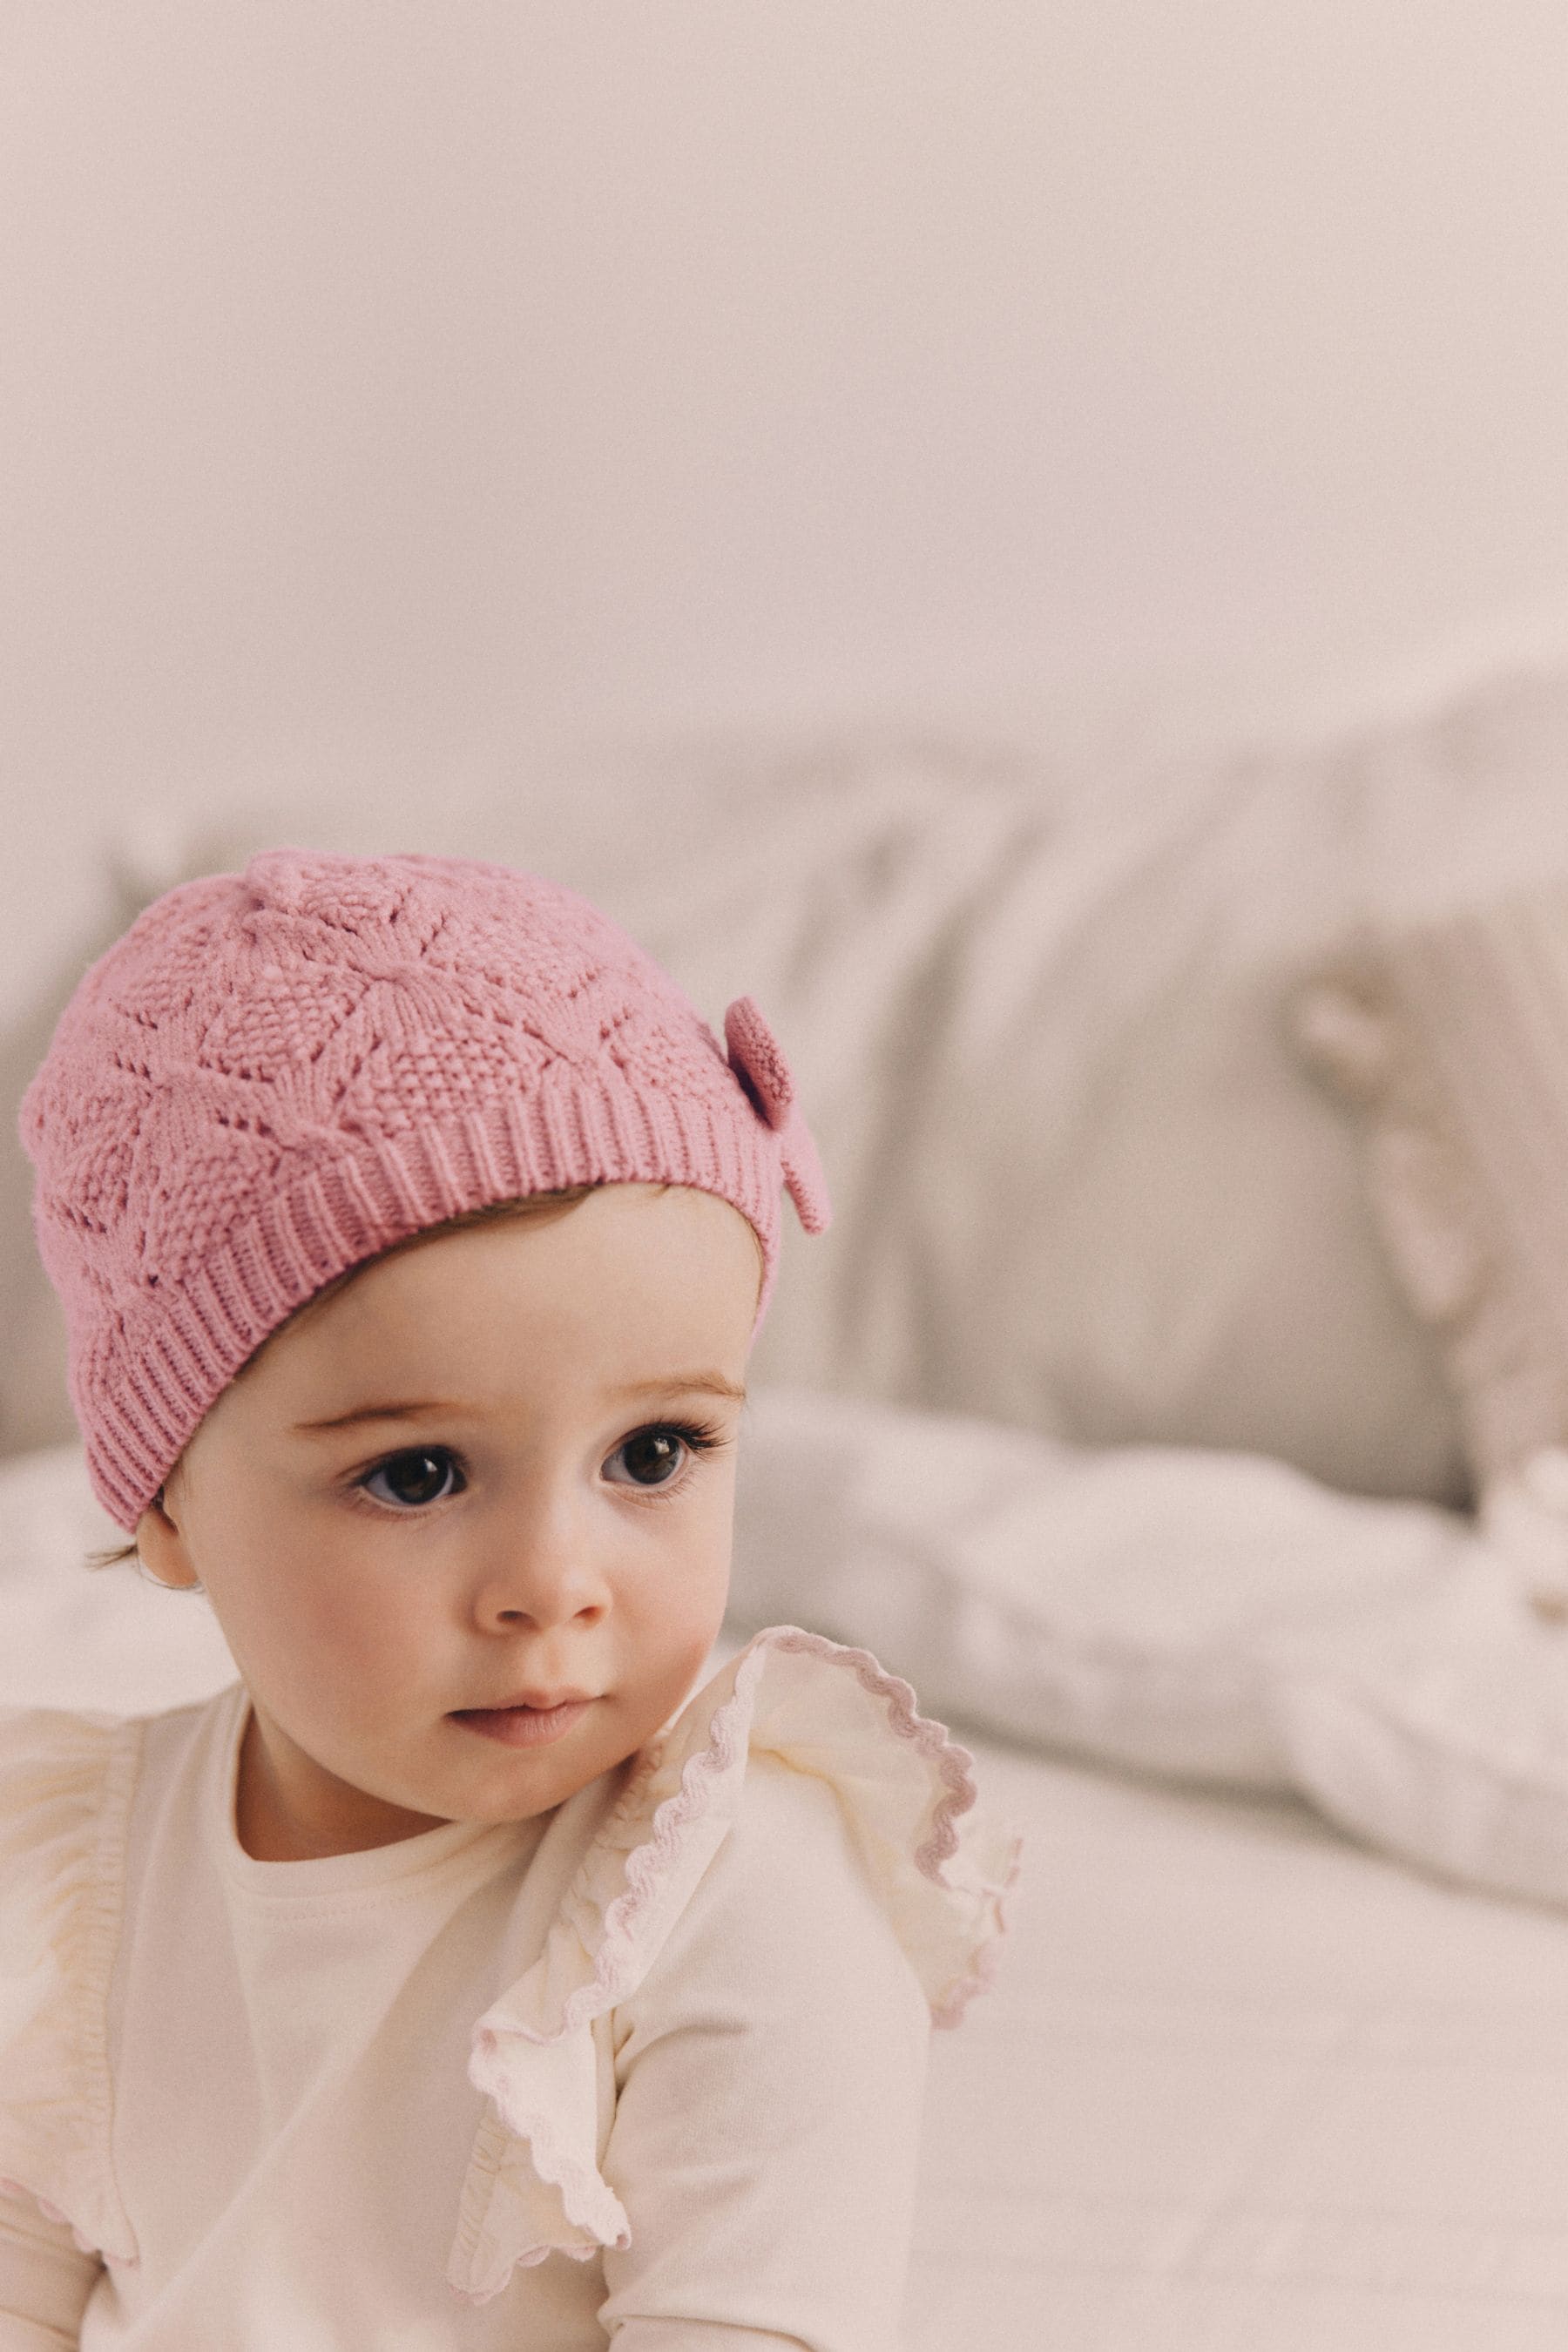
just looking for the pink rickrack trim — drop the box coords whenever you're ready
[551,1621,1003,2038]
[453,1622,1020,2296]
[473,1622,1016,2068]
[447,2112,618,2306]
[929,1834,1024,2030]
[454,1656,771,2296]
[485,2108,625,2268]
[0,2176,101,2261]
[761,1626,980,1876]
[475,1637,777,2059]
[759,1625,1019,2026]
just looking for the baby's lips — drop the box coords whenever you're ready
[723,996,831,1234]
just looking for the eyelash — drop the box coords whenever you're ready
[344,1419,728,1517]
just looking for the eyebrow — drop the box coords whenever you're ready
[292,1400,464,1435]
[292,1373,747,1436]
[609,1374,748,1406]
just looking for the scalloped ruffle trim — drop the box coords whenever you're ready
[0,1707,143,2270]
[447,1624,1020,2301]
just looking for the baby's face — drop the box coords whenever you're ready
[141,1184,760,1861]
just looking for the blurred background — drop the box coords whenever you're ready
[12,0,1568,1511]
[12,25,1568,2337]
[7,0,1568,1008]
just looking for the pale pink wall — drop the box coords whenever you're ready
[4,1,1568,1004]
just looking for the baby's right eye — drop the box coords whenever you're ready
[356,1447,466,1511]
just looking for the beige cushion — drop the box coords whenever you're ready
[1296,879,1568,1488]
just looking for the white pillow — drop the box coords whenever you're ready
[731,1387,1458,1794]
[733,1389,1568,1916]
[1272,1450,1568,1913]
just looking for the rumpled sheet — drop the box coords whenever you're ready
[733,1389,1568,1917]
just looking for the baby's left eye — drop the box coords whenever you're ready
[604,1427,693,1489]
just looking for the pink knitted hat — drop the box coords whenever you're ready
[20,848,830,1531]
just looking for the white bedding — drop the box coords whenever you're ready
[916,1730,1568,2352]
[733,1389,1568,1921]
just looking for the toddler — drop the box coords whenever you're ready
[0,849,1017,2352]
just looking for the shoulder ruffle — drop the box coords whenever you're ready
[448,1625,1021,2303]
[0,1704,140,2267]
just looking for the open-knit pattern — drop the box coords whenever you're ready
[19,848,829,1531]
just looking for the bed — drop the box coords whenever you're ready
[9,673,1568,2349]
[914,1731,1568,2352]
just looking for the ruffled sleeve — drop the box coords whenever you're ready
[448,1625,1021,2308]
[0,1705,141,2268]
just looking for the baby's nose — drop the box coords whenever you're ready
[470,1521,613,1632]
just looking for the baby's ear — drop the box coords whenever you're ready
[134,1485,203,1592]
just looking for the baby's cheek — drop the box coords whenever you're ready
[287,1571,416,1699]
[646,1617,727,1726]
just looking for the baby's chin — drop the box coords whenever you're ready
[425,1704,654,1824]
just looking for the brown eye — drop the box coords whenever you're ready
[360,1448,463,1510]
[607,1429,687,1488]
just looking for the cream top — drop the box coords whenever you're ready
[0,1625,1019,2351]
